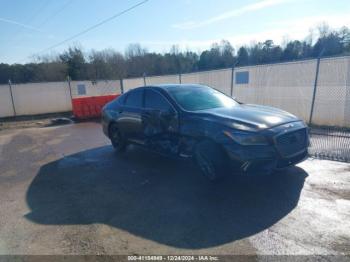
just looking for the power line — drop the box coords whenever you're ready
[36,0,149,55]
[38,0,74,28]
[26,0,52,26]
[9,0,51,41]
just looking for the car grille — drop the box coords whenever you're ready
[275,128,308,158]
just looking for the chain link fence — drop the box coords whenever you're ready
[69,79,122,98]
[307,56,350,162]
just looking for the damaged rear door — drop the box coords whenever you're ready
[118,88,144,144]
[141,89,179,155]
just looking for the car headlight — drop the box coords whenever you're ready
[223,130,269,145]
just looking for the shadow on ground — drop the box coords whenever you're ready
[25,145,307,249]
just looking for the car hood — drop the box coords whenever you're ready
[197,104,300,130]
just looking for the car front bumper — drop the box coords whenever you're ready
[224,144,308,173]
[222,126,309,173]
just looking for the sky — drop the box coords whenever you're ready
[0,0,350,64]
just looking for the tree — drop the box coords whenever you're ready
[59,46,86,80]
[261,40,282,63]
[313,32,343,57]
[248,42,263,65]
[339,26,350,54]
[198,40,234,70]
[237,47,249,66]
[1,25,350,84]
[0,63,12,84]
[219,40,235,68]
[34,62,67,82]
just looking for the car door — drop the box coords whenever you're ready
[118,88,144,144]
[142,89,179,154]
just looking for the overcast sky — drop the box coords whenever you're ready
[1,0,350,64]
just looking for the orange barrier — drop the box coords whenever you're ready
[72,94,119,119]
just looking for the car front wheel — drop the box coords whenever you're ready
[194,140,228,181]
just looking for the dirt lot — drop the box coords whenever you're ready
[0,113,73,131]
[0,122,349,256]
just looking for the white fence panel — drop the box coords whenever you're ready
[312,56,350,127]
[146,74,180,85]
[233,59,317,122]
[0,84,14,118]
[123,77,144,92]
[11,82,72,116]
[181,69,232,95]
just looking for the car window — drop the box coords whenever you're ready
[144,89,172,111]
[117,93,127,105]
[125,89,143,108]
[167,85,238,111]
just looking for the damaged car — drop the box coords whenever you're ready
[102,84,309,180]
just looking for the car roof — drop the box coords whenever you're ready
[148,84,209,92]
[126,84,208,93]
[152,84,206,89]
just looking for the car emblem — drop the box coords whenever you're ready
[285,123,294,128]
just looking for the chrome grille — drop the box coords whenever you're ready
[275,128,308,157]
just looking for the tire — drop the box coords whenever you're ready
[194,140,229,181]
[109,123,127,153]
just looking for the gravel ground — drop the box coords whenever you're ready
[0,122,349,257]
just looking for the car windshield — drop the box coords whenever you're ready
[167,86,238,111]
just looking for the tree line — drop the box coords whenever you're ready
[1,24,350,84]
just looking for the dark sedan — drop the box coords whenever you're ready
[102,84,309,180]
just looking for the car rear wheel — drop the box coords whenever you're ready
[109,123,127,153]
[194,140,228,181]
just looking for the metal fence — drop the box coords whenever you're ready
[308,126,350,162]
[306,56,350,163]
[1,56,350,163]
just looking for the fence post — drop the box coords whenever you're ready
[143,73,147,86]
[230,60,239,97]
[120,78,124,94]
[230,66,234,97]
[8,80,16,117]
[67,76,73,101]
[309,50,324,125]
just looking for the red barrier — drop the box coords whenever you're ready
[72,94,120,119]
